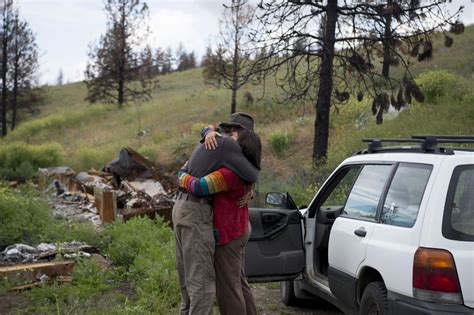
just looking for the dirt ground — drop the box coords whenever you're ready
[252,283,343,315]
[0,283,344,315]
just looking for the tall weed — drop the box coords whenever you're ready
[170,135,195,161]
[137,144,157,161]
[75,147,113,171]
[0,183,100,248]
[6,105,108,141]
[416,70,467,104]
[23,259,118,314]
[0,184,52,247]
[103,217,180,313]
[269,130,293,158]
[0,142,63,178]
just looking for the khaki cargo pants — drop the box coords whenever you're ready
[172,198,215,315]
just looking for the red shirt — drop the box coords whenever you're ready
[212,168,249,245]
[179,166,250,245]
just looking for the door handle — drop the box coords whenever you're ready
[262,213,282,224]
[354,229,367,237]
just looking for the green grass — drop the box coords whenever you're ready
[0,142,64,178]
[0,26,473,196]
[0,26,473,312]
[0,183,179,314]
[0,182,102,249]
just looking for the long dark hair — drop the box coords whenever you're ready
[237,129,262,170]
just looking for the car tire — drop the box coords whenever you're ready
[360,282,389,315]
[280,280,298,306]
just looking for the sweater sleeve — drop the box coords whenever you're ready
[199,125,218,144]
[222,138,259,183]
[178,167,237,196]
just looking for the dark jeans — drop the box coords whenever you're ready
[215,224,257,315]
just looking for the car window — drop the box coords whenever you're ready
[381,163,432,228]
[343,165,392,220]
[321,166,362,209]
[444,166,474,241]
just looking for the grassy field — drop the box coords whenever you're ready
[1,26,474,205]
[0,25,473,315]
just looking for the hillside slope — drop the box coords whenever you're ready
[1,26,474,204]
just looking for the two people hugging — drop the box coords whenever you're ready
[172,112,261,315]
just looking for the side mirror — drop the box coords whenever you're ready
[265,192,299,210]
[266,192,287,208]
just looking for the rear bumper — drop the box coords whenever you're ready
[388,291,474,314]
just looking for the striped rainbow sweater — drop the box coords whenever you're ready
[178,165,230,196]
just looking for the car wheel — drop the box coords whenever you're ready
[360,282,389,315]
[280,280,298,306]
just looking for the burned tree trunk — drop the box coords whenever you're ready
[0,1,11,136]
[231,28,239,114]
[251,0,461,163]
[381,0,393,79]
[313,1,337,161]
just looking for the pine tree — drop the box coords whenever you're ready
[0,1,41,135]
[219,0,257,114]
[161,47,173,74]
[56,69,63,85]
[84,0,156,108]
[9,11,41,130]
[202,44,224,88]
[154,47,165,74]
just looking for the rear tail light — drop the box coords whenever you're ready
[413,247,463,304]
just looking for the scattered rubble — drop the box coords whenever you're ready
[1,148,177,290]
[0,241,98,265]
[39,147,177,228]
[51,191,102,228]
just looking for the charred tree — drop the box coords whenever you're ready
[0,1,40,135]
[202,44,225,88]
[252,0,462,161]
[220,0,257,114]
[0,0,12,136]
[56,69,64,86]
[9,13,41,130]
[84,0,156,108]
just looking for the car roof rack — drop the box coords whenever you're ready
[355,135,474,155]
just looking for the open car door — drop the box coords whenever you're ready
[244,199,304,283]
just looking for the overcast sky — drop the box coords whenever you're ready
[18,0,474,84]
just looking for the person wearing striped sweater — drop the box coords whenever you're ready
[178,128,261,315]
[172,113,259,315]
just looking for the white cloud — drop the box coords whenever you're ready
[15,0,474,84]
[147,5,220,59]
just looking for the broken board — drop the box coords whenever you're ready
[0,261,75,290]
[94,187,117,223]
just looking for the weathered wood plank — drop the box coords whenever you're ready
[0,261,75,289]
[94,187,116,223]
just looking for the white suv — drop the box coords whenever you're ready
[245,135,474,314]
